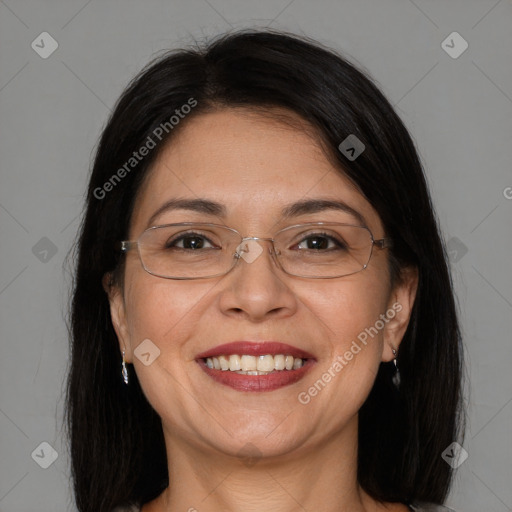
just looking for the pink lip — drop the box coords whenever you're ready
[195,341,316,392]
[195,341,315,360]
[197,358,315,392]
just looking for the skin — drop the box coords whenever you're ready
[105,108,418,512]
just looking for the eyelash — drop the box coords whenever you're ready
[165,232,218,249]
[165,231,347,251]
[294,232,347,251]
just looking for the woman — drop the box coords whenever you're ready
[66,29,465,512]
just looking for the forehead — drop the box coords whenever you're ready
[129,108,383,236]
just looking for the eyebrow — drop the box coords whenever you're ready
[146,198,226,228]
[146,197,367,228]
[280,198,366,226]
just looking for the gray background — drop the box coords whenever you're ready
[1,0,511,511]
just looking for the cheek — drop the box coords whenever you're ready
[124,265,196,334]
[295,278,390,424]
[123,271,206,381]
[122,275,202,421]
[304,274,390,350]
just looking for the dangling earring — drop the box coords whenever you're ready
[121,350,129,385]
[391,348,400,389]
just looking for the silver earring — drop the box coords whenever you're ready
[391,348,400,389]
[122,350,129,385]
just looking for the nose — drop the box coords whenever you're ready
[218,238,298,322]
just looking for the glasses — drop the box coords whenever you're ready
[120,222,393,280]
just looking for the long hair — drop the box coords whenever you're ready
[65,29,464,512]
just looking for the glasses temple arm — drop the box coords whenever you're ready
[374,238,393,249]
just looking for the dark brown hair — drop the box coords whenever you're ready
[65,28,465,512]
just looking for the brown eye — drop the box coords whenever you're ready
[165,232,216,250]
[295,233,347,251]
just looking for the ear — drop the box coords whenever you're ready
[102,272,132,362]
[382,266,419,362]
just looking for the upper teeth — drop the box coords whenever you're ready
[205,354,305,372]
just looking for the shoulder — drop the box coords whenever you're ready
[111,505,141,512]
[410,503,458,511]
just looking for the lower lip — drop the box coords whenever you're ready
[197,358,315,392]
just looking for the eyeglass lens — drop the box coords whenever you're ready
[135,223,374,279]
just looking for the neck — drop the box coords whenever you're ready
[144,416,400,512]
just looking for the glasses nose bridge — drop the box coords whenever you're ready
[240,235,275,243]
[224,230,292,279]
[233,235,283,273]
[238,235,279,254]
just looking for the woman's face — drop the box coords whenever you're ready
[108,108,415,460]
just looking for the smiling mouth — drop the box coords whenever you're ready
[203,354,307,374]
[195,341,315,391]
[197,355,315,392]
